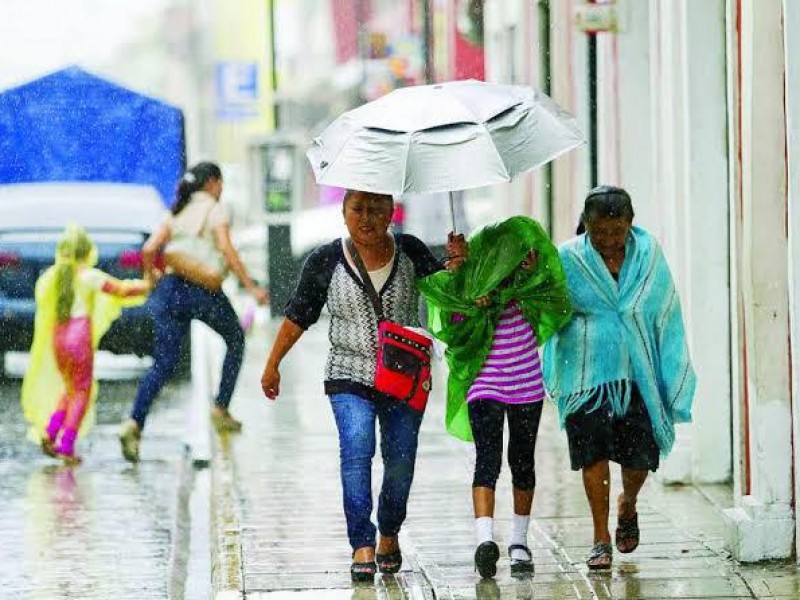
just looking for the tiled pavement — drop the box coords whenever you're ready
[209,320,800,599]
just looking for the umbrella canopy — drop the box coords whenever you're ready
[307,80,583,196]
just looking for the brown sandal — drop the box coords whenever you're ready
[586,542,612,570]
[615,513,640,554]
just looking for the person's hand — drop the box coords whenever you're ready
[144,269,162,289]
[476,295,491,308]
[445,255,466,271]
[249,285,269,306]
[261,363,281,400]
[445,232,468,271]
[446,232,468,258]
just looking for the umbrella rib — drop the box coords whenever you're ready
[399,132,413,194]
[320,127,360,189]
[479,120,511,182]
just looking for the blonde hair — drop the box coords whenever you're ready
[55,226,94,323]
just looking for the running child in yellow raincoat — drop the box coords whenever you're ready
[21,224,151,464]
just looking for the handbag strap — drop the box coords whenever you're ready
[196,199,216,237]
[345,238,385,321]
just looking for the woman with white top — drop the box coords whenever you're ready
[260,189,462,582]
[119,162,268,463]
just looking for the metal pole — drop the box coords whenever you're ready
[449,190,457,233]
[422,0,434,83]
[587,10,599,188]
[268,0,280,129]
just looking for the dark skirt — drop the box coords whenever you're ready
[564,383,660,472]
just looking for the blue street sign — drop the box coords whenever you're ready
[215,62,259,120]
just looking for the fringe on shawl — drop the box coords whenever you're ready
[554,379,632,428]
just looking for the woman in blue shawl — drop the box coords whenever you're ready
[542,186,696,570]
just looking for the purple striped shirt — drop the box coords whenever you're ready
[466,302,544,404]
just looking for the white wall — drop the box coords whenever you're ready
[723,0,794,561]
[599,0,732,484]
[782,0,800,562]
[681,0,731,484]
[550,0,590,242]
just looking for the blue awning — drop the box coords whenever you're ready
[0,66,185,206]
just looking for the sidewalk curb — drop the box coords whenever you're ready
[195,324,245,600]
[210,436,245,600]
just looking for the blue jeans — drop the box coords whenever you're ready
[131,275,245,429]
[329,393,423,552]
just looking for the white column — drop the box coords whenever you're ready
[550,0,589,242]
[723,0,794,562]
[187,321,214,467]
[612,0,655,226]
[781,0,800,563]
[683,0,731,484]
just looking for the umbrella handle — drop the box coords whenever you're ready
[449,191,457,234]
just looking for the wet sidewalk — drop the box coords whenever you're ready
[0,366,206,599]
[210,320,800,600]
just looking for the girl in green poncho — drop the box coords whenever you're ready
[419,216,571,579]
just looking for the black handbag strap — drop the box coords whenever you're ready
[346,238,385,321]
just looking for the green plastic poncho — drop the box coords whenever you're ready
[417,216,572,441]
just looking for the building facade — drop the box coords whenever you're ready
[483,0,800,562]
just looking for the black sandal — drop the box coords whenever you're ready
[586,542,613,570]
[615,513,640,554]
[376,550,402,574]
[508,544,534,575]
[350,560,376,583]
[474,541,500,579]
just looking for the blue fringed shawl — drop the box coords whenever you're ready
[542,226,696,455]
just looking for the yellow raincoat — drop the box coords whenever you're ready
[21,230,148,443]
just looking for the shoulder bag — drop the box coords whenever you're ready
[163,203,225,292]
[346,238,432,412]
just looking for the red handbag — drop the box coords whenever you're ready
[377,320,432,411]
[347,239,433,412]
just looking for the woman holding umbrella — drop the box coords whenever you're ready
[260,189,465,582]
[279,79,583,582]
[543,186,696,570]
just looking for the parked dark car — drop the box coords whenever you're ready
[0,182,167,372]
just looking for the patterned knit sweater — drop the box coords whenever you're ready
[285,234,442,401]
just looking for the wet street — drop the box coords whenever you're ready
[2,322,800,598]
[0,360,206,599]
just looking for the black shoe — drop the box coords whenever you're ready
[376,550,402,574]
[350,560,376,583]
[508,544,535,576]
[474,541,500,579]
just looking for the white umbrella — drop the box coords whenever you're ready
[307,80,583,228]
